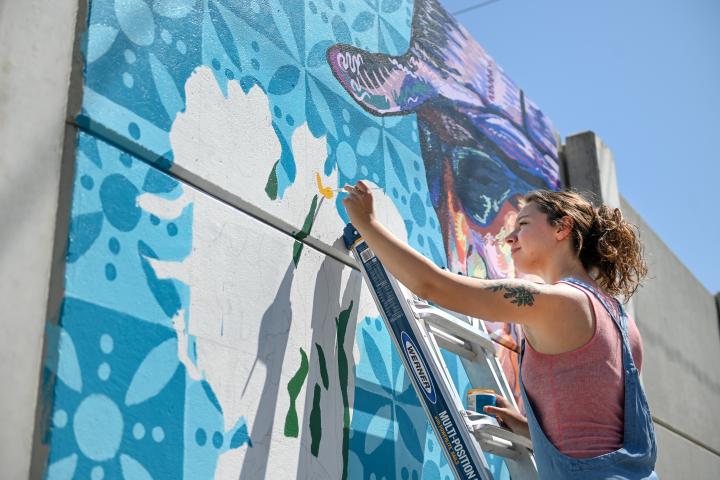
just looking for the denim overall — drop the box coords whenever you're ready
[519,277,658,479]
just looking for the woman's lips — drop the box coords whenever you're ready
[511,248,521,255]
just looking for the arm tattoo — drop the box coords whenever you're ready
[487,283,540,307]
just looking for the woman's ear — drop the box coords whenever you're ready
[555,215,574,241]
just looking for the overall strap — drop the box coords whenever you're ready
[559,277,627,335]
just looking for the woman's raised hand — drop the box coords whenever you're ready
[342,181,376,228]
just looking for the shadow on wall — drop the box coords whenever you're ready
[240,259,295,479]
[294,236,362,480]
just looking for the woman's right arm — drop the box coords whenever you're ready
[343,182,582,328]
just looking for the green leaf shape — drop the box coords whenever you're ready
[316,343,329,390]
[284,348,309,438]
[265,160,279,200]
[310,383,322,456]
[292,241,304,269]
[292,195,319,267]
[336,301,354,480]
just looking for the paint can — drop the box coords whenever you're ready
[467,388,496,417]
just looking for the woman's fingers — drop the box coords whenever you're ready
[483,405,504,416]
[483,406,509,427]
[344,182,372,195]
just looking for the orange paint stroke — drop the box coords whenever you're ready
[315,172,334,199]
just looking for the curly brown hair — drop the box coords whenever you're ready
[523,189,648,301]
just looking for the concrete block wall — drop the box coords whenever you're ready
[621,198,720,477]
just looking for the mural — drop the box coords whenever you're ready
[42,0,561,478]
[326,0,561,407]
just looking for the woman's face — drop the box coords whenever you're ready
[505,202,559,276]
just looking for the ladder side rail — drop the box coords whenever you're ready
[349,239,494,480]
[412,297,539,479]
[468,316,526,413]
[413,306,517,407]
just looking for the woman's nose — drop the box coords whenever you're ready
[505,232,517,245]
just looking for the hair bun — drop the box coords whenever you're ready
[523,189,647,300]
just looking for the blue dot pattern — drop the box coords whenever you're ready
[46,134,251,478]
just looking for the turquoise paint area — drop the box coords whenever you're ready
[45,454,77,480]
[73,394,124,461]
[48,131,254,479]
[79,0,450,276]
[66,132,191,326]
[45,298,185,479]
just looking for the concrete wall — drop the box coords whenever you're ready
[0,1,81,478]
[564,130,720,477]
[30,0,561,478]
[621,197,720,476]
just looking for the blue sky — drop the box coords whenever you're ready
[441,0,720,294]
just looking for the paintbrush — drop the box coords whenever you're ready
[332,186,384,193]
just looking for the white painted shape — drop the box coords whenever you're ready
[146,257,190,284]
[170,66,281,205]
[136,187,191,219]
[170,67,348,246]
[142,68,411,475]
[171,310,202,381]
[136,188,407,476]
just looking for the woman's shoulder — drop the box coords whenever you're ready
[546,278,599,305]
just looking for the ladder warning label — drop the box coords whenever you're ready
[359,246,375,263]
[436,411,479,479]
[353,237,489,480]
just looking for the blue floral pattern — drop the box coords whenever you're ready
[47,134,253,478]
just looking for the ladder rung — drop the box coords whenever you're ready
[466,412,534,458]
[345,225,537,479]
[413,304,497,355]
[473,424,533,452]
[429,325,477,360]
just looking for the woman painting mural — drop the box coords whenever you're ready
[342,181,657,479]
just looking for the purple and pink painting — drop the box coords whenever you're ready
[327,0,561,409]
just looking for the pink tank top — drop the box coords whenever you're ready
[520,280,644,458]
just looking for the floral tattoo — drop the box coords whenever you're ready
[487,284,539,307]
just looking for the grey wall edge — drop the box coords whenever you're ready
[28,0,89,475]
[621,195,720,454]
[654,422,720,478]
[564,131,720,467]
[4,0,90,479]
[0,0,83,478]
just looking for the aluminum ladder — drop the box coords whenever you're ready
[343,223,537,480]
